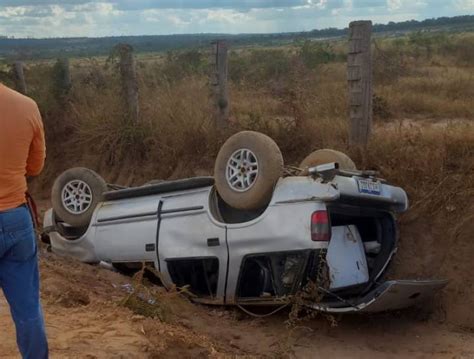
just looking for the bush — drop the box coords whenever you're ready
[229,49,292,85]
[373,39,410,85]
[299,40,336,69]
[160,49,208,81]
[440,35,474,66]
[373,94,392,121]
[12,33,473,193]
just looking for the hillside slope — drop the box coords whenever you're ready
[1,244,474,358]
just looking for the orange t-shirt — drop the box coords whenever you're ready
[0,84,46,211]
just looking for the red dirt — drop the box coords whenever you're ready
[3,119,474,357]
[1,236,474,358]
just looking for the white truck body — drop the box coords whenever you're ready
[44,174,447,312]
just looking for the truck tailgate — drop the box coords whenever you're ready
[332,175,409,213]
[311,279,448,313]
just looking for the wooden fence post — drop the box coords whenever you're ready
[348,21,373,146]
[211,40,229,129]
[117,44,139,124]
[12,61,27,94]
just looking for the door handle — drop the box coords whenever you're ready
[207,238,220,247]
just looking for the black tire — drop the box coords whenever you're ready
[51,168,107,227]
[214,131,283,210]
[299,149,356,175]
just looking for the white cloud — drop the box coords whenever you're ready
[0,6,31,18]
[73,2,119,14]
[455,0,474,9]
[205,9,251,24]
[387,0,403,11]
[0,0,471,37]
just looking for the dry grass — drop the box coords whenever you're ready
[377,66,474,118]
[17,31,472,207]
[12,30,474,330]
[363,122,474,213]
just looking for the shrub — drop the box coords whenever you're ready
[299,40,336,69]
[373,94,392,121]
[229,49,292,85]
[160,49,208,81]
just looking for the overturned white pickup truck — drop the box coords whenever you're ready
[43,131,447,313]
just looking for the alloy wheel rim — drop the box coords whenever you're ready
[61,180,93,214]
[226,148,259,192]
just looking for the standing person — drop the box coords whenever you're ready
[0,83,48,358]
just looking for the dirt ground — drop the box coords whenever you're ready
[1,243,474,359]
[2,149,474,358]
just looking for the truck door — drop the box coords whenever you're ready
[158,188,228,304]
[94,195,161,264]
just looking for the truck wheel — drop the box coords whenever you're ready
[214,131,284,210]
[51,168,107,227]
[299,149,356,175]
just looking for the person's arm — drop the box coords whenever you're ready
[26,104,46,177]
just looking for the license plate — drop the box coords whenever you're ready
[358,179,381,195]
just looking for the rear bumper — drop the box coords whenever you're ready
[333,175,409,213]
[311,279,449,313]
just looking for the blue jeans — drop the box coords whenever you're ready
[0,205,48,359]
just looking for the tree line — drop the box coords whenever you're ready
[0,14,473,60]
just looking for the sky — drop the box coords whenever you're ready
[0,0,473,38]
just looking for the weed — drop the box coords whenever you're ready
[17,31,473,223]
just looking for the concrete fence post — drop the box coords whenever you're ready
[211,40,229,129]
[117,44,140,124]
[53,58,72,96]
[348,21,373,146]
[12,61,27,95]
